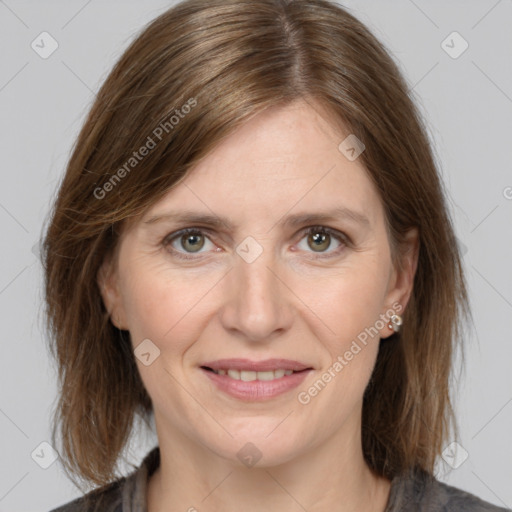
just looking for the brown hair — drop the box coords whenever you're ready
[42,0,468,492]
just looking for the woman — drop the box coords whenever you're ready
[43,0,509,511]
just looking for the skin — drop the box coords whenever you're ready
[99,99,419,512]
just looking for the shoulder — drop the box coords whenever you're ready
[48,446,160,512]
[387,468,511,511]
[430,478,511,511]
[48,477,125,512]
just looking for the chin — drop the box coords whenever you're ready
[206,426,307,469]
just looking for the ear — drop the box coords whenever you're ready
[379,227,419,339]
[97,253,127,330]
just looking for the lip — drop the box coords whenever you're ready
[200,359,313,401]
[200,358,312,372]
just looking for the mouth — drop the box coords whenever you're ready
[200,358,313,401]
[200,366,310,381]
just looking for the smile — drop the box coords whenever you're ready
[204,368,301,381]
[200,363,312,401]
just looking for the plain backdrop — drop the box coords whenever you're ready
[0,1,511,511]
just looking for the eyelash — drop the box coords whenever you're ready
[162,226,350,261]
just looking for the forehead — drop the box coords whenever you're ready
[141,100,384,231]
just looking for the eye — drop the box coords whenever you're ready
[296,226,347,257]
[162,225,349,261]
[163,228,216,260]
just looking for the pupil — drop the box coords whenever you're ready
[309,232,330,252]
[183,234,204,252]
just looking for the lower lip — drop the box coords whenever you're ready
[201,368,312,401]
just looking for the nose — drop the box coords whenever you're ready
[218,245,294,343]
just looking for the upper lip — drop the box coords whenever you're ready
[201,358,312,372]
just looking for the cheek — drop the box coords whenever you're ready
[118,261,216,348]
[305,260,389,344]
[301,270,388,412]
[299,255,390,399]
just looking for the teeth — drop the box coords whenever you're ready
[227,369,240,379]
[240,371,256,381]
[257,371,277,381]
[215,369,295,381]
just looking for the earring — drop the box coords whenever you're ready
[388,314,402,333]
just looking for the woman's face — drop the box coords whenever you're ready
[100,100,417,467]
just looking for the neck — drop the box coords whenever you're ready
[147,415,391,512]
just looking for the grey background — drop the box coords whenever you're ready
[0,1,511,511]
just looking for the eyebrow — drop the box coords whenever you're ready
[143,207,370,231]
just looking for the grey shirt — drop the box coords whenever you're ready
[50,446,510,511]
